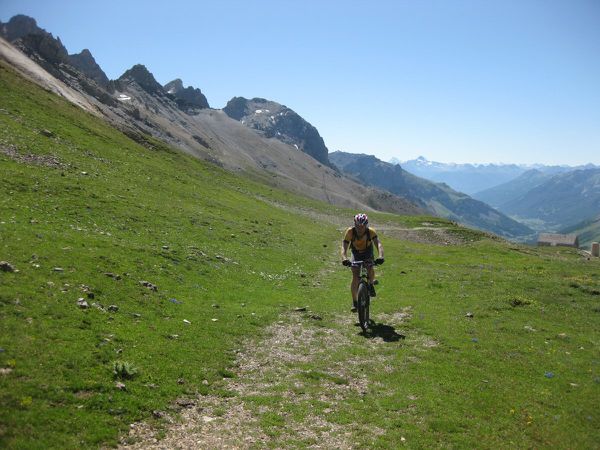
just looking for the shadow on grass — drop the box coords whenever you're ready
[355,321,406,342]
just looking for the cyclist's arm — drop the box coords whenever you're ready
[341,240,350,260]
[373,236,384,258]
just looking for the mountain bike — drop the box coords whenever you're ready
[348,260,381,332]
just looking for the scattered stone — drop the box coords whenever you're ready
[202,379,209,386]
[211,318,218,322]
[53,267,64,272]
[152,410,166,419]
[40,129,54,137]
[176,398,195,408]
[211,304,220,308]
[545,372,555,379]
[132,313,141,318]
[202,416,216,423]
[162,245,169,250]
[241,303,246,307]
[471,338,479,343]
[466,312,474,318]
[108,305,119,312]
[145,383,158,389]
[183,319,191,325]
[309,314,322,321]
[139,281,158,291]
[169,298,182,304]
[177,378,186,385]
[91,302,105,311]
[0,368,14,375]
[570,383,579,387]
[524,325,536,332]
[294,307,307,312]
[81,171,88,176]
[115,381,126,390]
[105,272,122,280]
[168,335,179,340]
[77,298,89,309]
[0,261,16,272]
[557,333,568,339]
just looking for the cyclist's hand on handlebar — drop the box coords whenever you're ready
[342,259,351,266]
[375,257,385,265]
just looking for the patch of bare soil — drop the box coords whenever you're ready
[1,144,68,169]
[119,309,412,449]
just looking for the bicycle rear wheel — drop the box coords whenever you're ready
[357,283,370,332]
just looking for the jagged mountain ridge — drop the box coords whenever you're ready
[0,14,422,217]
[331,151,535,239]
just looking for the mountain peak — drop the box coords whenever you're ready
[163,79,209,111]
[0,15,41,41]
[68,49,109,86]
[164,78,184,94]
[119,64,164,95]
[223,97,331,166]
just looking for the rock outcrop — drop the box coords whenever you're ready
[68,49,109,86]
[164,78,210,112]
[223,97,331,167]
[118,64,165,95]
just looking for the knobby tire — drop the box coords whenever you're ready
[357,282,370,332]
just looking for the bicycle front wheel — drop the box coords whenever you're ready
[357,283,370,332]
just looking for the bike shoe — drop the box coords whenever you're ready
[351,300,357,312]
[369,283,376,297]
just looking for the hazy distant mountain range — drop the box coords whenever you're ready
[391,156,597,195]
[477,168,600,232]
[331,152,534,240]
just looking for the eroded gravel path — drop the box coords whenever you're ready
[119,308,413,449]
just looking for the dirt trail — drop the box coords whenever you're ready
[119,309,412,449]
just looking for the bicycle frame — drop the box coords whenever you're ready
[349,260,377,332]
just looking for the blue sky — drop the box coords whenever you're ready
[2,0,599,165]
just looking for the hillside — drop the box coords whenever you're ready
[330,151,534,240]
[2,21,600,450]
[0,17,420,217]
[473,169,553,208]
[498,168,600,231]
[560,215,600,249]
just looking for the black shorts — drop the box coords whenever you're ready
[351,247,374,262]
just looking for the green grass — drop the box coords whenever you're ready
[1,60,599,449]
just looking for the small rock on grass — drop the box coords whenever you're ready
[465,312,474,318]
[115,382,126,390]
[294,307,307,312]
[77,298,89,309]
[139,281,158,291]
[0,261,16,272]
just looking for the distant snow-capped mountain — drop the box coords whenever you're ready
[389,156,597,195]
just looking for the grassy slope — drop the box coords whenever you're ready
[1,61,599,448]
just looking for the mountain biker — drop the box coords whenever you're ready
[341,213,384,312]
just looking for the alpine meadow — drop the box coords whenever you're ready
[1,51,600,449]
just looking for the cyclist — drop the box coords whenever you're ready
[341,213,384,312]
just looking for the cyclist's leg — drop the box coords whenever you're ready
[351,266,360,304]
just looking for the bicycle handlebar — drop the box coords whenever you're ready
[348,260,380,267]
